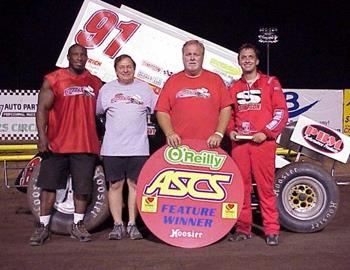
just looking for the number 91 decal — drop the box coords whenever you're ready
[75,9,140,58]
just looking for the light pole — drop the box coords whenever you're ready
[258,27,278,75]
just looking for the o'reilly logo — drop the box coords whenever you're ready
[164,145,227,170]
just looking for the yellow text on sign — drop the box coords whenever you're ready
[144,169,232,201]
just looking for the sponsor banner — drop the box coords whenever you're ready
[284,88,343,132]
[137,139,244,248]
[0,89,38,142]
[56,0,241,92]
[0,88,346,143]
[343,89,350,136]
[291,115,350,163]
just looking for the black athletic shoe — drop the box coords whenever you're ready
[29,222,50,246]
[71,221,91,242]
[266,234,279,246]
[228,231,252,242]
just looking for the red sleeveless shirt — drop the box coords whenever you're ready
[45,68,102,154]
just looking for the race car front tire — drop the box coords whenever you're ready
[274,162,339,233]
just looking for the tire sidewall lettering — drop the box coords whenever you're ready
[274,162,339,233]
[27,161,109,234]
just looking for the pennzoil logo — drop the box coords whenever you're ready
[143,168,232,202]
[164,145,226,170]
[64,86,95,97]
[111,93,144,105]
[302,125,343,154]
[176,88,210,99]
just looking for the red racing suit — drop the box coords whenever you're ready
[227,72,288,236]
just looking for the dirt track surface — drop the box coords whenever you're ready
[1,165,350,270]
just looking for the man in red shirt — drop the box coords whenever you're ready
[227,43,288,246]
[155,40,232,148]
[29,44,102,246]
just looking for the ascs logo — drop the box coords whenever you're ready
[284,91,319,118]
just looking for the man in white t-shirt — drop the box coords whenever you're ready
[96,54,157,240]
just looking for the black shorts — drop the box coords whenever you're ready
[37,153,97,195]
[102,156,148,183]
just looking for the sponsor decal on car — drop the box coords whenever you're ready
[302,124,343,154]
[291,115,350,163]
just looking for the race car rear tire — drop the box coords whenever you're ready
[15,169,27,193]
[27,162,109,235]
[274,162,339,233]
[15,155,42,194]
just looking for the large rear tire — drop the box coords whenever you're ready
[15,155,42,193]
[274,162,339,233]
[27,160,109,234]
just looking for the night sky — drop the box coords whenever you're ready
[1,0,349,90]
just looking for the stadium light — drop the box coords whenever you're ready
[258,27,278,75]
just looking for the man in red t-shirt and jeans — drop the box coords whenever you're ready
[29,44,102,246]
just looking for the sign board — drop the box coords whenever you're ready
[284,88,343,132]
[343,89,350,136]
[56,0,241,92]
[290,115,350,163]
[137,140,244,248]
[0,89,38,142]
